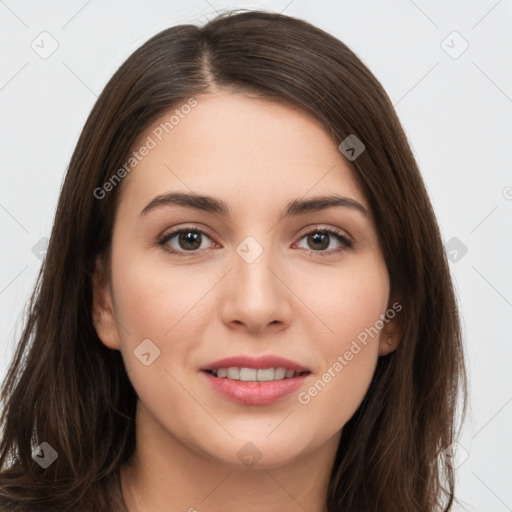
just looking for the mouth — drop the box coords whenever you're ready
[199,355,312,405]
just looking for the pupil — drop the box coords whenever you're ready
[309,232,329,250]
[180,231,201,250]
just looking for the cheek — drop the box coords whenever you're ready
[109,251,214,408]
[296,251,389,346]
[296,347,378,439]
[111,247,209,339]
[295,321,382,439]
[293,255,388,426]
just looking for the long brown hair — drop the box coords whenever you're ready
[0,9,467,511]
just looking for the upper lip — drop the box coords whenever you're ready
[200,355,310,372]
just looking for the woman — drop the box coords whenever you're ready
[0,9,467,511]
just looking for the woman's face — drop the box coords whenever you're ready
[93,91,400,468]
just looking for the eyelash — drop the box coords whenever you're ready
[156,224,354,258]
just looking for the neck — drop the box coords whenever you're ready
[120,402,340,512]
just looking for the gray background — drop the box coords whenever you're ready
[1,1,511,510]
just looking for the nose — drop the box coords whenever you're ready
[219,236,293,335]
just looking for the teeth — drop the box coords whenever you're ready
[256,368,275,381]
[240,368,257,381]
[227,367,240,380]
[210,366,305,381]
[274,367,286,379]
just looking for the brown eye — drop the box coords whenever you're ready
[158,228,215,256]
[175,230,203,251]
[296,227,353,256]
[306,232,330,251]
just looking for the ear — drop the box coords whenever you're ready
[378,298,403,356]
[91,255,121,350]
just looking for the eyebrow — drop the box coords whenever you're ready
[138,192,369,219]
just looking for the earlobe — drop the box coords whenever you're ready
[378,300,403,356]
[378,333,399,356]
[91,255,121,350]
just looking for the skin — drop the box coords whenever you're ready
[92,90,402,512]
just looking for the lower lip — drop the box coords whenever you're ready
[201,371,309,405]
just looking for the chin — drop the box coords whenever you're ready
[199,431,315,470]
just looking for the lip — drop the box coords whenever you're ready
[199,355,311,405]
[200,371,310,405]
[199,354,310,372]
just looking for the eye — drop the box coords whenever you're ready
[157,226,216,256]
[295,226,353,257]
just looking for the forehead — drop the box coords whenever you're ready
[118,92,368,217]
